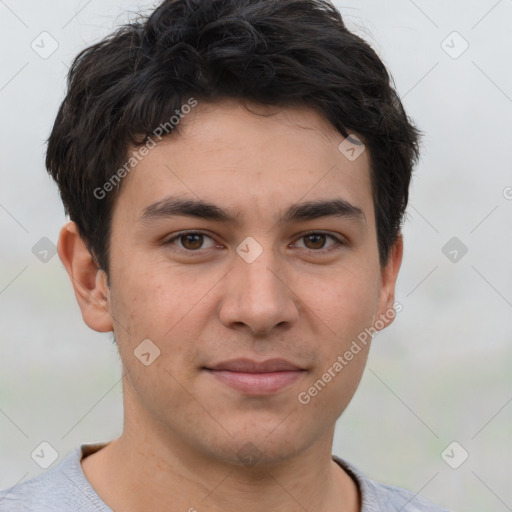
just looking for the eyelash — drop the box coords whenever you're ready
[163,230,345,254]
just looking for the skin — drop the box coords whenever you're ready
[58,99,402,512]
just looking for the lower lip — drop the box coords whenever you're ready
[205,369,305,395]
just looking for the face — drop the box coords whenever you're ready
[89,99,401,466]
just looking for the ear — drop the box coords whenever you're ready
[57,221,113,333]
[375,234,403,331]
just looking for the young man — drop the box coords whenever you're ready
[0,0,449,510]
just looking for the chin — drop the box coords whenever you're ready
[201,423,312,469]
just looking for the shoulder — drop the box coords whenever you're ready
[367,480,450,512]
[333,456,452,512]
[0,445,110,512]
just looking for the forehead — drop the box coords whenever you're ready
[113,99,374,226]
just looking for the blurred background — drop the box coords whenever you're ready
[0,1,511,510]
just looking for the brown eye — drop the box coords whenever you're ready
[180,233,204,250]
[304,233,327,250]
[165,232,217,252]
[295,232,343,252]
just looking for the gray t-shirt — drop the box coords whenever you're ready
[0,443,450,511]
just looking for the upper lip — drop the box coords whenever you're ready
[205,358,304,373]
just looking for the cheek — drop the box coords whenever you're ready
[108,266,170,359]
[111,278,163,335]
[299,264,380,346]
[108,263,214,371]
[296,291,374,426]
[110,257,180,330]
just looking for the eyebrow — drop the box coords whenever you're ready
[138,196,366,226]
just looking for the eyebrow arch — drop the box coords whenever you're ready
[282,198,366,225]
[138,196,366,225]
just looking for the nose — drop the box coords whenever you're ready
[218,243,300,336]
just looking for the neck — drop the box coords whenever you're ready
[82,432,360,512]
[81,396,360,512]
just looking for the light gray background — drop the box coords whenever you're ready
[1,1,511,511]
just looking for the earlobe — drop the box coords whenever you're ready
[375,234,403,331]
[57,221,113,333]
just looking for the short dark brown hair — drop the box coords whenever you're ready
[46,0,420,273]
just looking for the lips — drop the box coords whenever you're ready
[206,358,303,373]
[204,358,306,395]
